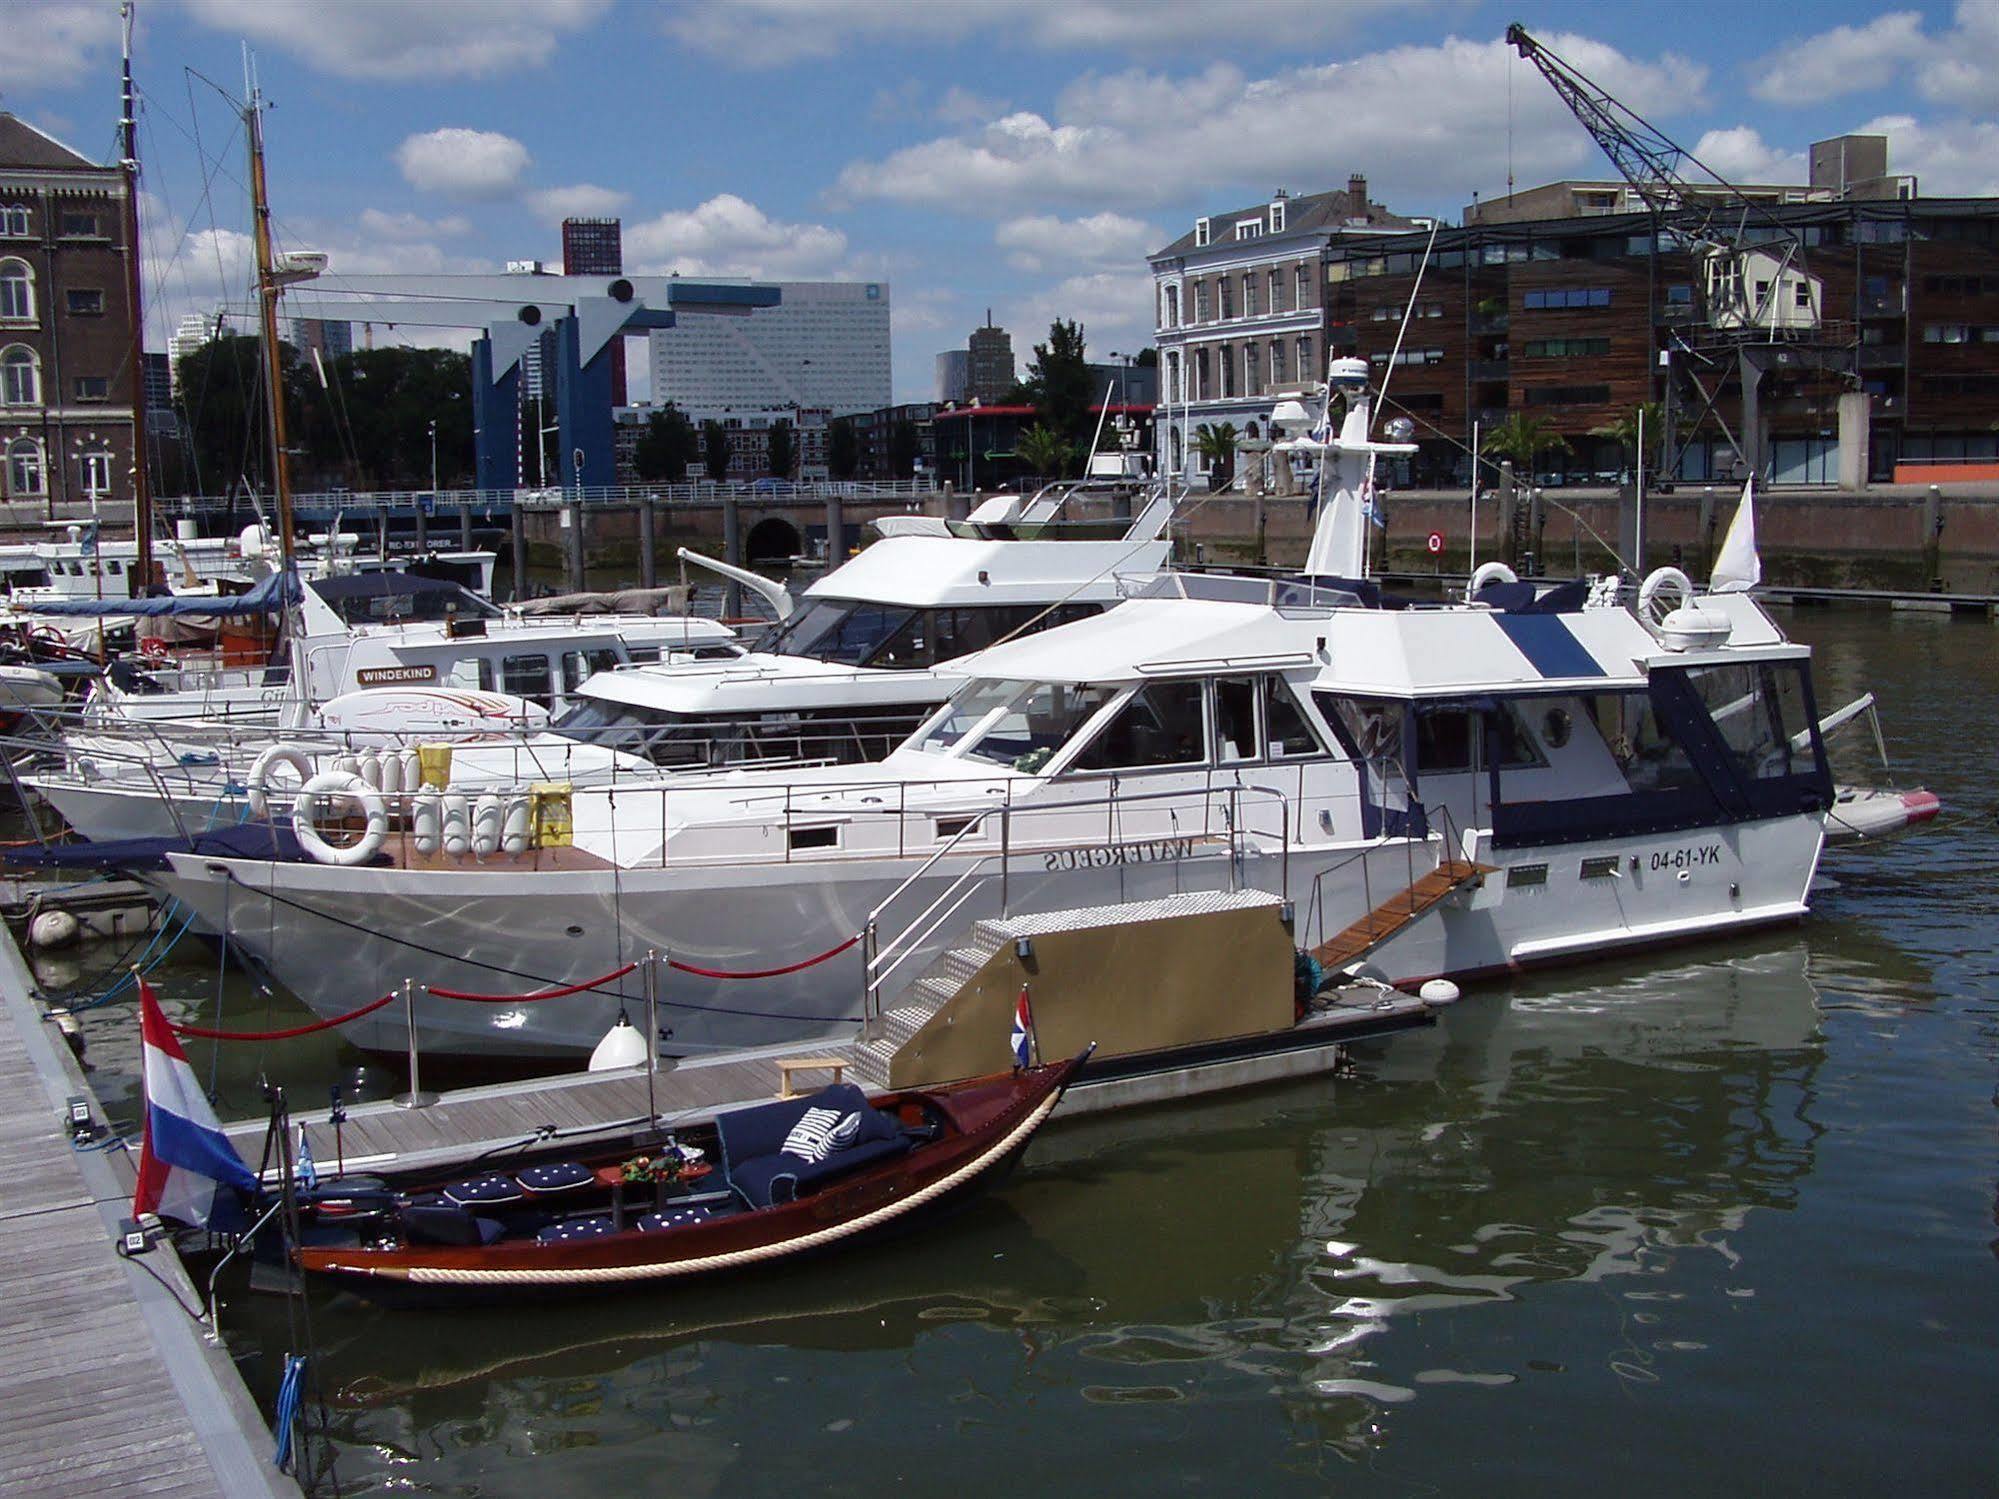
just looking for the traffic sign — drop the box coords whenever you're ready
[1426,530,1444,555]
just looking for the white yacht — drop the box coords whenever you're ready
[147,375,1839,1063]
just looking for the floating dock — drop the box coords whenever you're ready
[0,929,296,1499]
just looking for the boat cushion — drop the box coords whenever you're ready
[403,1206,506,1247]
[442,1175,525,1207]
[535,1215,618,1243]
[637,1206,713,1233]
[516,1162,594,1195]
[711,1084,915,1208]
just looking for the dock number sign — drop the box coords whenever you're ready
[1426,531,1444,555]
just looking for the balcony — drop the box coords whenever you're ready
[1859,344,1906,369]
[1861,292,1906,317]
[1473,406,1511,427]
[1469,312,1509,334]
[1469,359,1511,382]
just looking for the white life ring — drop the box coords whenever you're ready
[1466,560,1518,603]
[293,769,387,867]
[247,743,315,820]
[1637,566,1695,628]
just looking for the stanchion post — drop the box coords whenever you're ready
[393,978,438,1109]
[645,949,660,1132]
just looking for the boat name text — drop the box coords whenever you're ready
[1043,837,1197,872]
[1648,843,1722,871]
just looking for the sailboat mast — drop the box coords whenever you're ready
[118,2,152,593]
[244,77,295,573]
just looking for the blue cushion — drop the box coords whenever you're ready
[714,1084,901,1171]
[637,1206,712,1233]
[443,1175,524,1206]
[516,1161,593,1194]
[728,1135,910,1210]
[534,1215,617,1243]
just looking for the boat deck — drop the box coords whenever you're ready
[0,933,296,1499]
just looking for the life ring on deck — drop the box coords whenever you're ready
[138,636,171,664]
[1637,566,1694,628]
[247,743,315,820]
[292,770,387,867]
[1466,561,1518,603]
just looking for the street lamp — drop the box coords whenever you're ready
[428,418,438,494]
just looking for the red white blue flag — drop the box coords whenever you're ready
[134,979,258,1229]
[1011,984,1035,1070]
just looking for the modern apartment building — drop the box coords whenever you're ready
[1150,176,1423,482]
[649,280,890,417]
[1,113,138,511]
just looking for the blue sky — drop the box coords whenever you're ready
[5,0,1995,402]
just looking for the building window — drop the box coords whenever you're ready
[1221,345,1236,399]
[65,288,104,316]
[1297,336,1313,381]
[79,448,111,497]
[1166,285,1180,328]
[0,260,30,321]
[1245,343,1261,396]
[1523,384,1612,406]
[1523,287,1613,310]
[1267,268,1284,313]
[59,211,100,239]
[1235,219,1263,241]
[1219,277,1234,319]
[74,374,109,401]
[0,206,27,237]
[1195,281,1211,321]
[1297,264,1312,308]
[1522,337,1612,358]
[1194,348,1211,400]
[1243,273,1258,317]
[1194,217,1211,248]
[1923,324,1970,343]
[5,438,41,496]
[1270,199,1287,233]
[1271,339,1286,384]
[1,346,38,405]
[1166,350,1181,404]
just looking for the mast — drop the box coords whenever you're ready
[118,2,152,594]
[244,69,295,574]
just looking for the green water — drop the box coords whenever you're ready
[49,610,1999,1495]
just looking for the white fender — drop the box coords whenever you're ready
[441,794,471,857]
[1637,566,1695,628]
[1466,560,1518,603]
[332,752,359,779]
[411,788,442,855]
[399,748,423,796]
[293,770,387,868]
[500,796,531,855]
[356,750,383,790]
[471,794,503,857]
[378,749,403,796]
[247,744,315,820]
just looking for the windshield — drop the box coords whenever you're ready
[550,698,657,754]
[754,598,917,665]
[917,680,1117,772]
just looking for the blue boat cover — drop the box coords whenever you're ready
[3,822,308,871]
[23,569,301,618]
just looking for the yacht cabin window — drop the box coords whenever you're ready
[502,653,554,703]
[918,680,1117,771]
[757,598,1103,670]
[1070,680,1206,772]
[562,648,621,694]
[1213,676,1324,762]
[443,658,496,693]
[1413,704,1544,774]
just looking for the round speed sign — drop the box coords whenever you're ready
[1426,530,1444,555]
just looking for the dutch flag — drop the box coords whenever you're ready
[1010,984,1035,1071]
[134,979,258,1231]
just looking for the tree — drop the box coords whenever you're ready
[826,417,859,480]
[702,420,731,481]
[1134,347,1158,368]
[634,404,698,482]
[1014,423,1073,480]
[766,419,796,479]
[1019,319,1092,446]
[174,334,304,499]
[1591,401,1683,478]
[1193,421,1240,488]
[300,345,473,491]
[888,419,920,479]
[1481,413,1569,474]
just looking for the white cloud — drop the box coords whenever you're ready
[182,0,610,81]
[625,193,849,279]
[1854,113,1999,197]
[1005,271,1154,358]
[936,86,1007,124]
[394,129,532,201]
[1689,127,1806,187]
[0,0,120,93]
[1916,0,1999,109]
[525,184,632,223]
[358,208,474,241]
[1749,12,1929,104]
[995,212,1160,273]
[662,0,1414,67]
[833,35,1707,217]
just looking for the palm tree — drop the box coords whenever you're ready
[1014,423,1073,481]
[1193,421,1240,488]
[1481,413,1569,476]
[1592,402,1685,479]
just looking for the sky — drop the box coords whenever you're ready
[3,0,1996,404]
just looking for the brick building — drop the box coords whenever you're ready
[0,114,138,513]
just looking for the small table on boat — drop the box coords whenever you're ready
[777,1056,847,1098]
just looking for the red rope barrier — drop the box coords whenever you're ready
[425,961,640,1004]
[665,934,860,981]
[167,990,398,1042]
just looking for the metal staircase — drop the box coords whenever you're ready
[852,920,1011,1090]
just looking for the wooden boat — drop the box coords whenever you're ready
[289,1050,1089,1299]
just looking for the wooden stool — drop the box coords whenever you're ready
[777,1056,846,1099]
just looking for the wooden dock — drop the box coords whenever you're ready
[0,932,296,1499]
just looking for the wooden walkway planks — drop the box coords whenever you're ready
[1310,859,1492,970]
[0,932,297,1499]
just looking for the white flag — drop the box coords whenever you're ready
[1710,479,1761,593]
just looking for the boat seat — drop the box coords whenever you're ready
[637,1205,714,1233]
[442,1175,525,1207]
[535,1215,618,1243]
[403,1206,506,1247]
[515,1161,594,1195]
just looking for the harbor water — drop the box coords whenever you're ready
[46,608,1999,1495]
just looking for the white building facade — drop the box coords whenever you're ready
[649,280,890,418]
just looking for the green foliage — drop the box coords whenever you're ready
[826,417,859,480]
[1014,423,1074,479]
[1134,347,1158,368]
[1019,319,1092,445]
[888,419,920,479]
[1193,421,1240,485]
[634,405,699,482]
[1591,402,1683,471]
[1481,413,1570,470]
[702,420,731,481]
[766,419,796,479]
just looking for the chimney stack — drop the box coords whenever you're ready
[1348,173,1368,210]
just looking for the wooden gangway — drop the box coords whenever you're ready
[1310,859,1490,972]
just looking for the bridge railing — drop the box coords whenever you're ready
[152,478,946,518]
